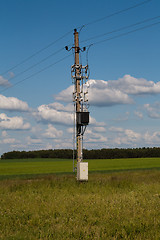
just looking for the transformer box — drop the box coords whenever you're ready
[77,112,89,126]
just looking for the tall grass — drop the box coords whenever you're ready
[1,171,160,239]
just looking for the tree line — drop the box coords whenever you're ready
[1,147,160,159]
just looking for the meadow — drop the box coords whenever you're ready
[1,157,160,178]
[1,158,160,239]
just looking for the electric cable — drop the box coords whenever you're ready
[81,15,160,44]
[0,0,153,78]
[6,48,64,83]
[73,101,76,172]
[0,1,156,94]
[6,16,159,85]
[86,20,160,47]
[0,29,73,77]
[81,0,153,28]
[0,54,72,94]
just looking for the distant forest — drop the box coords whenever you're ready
[2,147,160,159]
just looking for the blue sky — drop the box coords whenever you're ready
[0,0,160,155]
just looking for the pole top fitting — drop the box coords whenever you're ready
[74,28,77,33]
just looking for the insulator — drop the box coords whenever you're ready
[76,76,81,80]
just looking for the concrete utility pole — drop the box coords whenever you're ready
[66,29,89,181]
[74,29,82,163]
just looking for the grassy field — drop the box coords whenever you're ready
[1,157,160,178]
[1,158,160,239]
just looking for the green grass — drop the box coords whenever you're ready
[1,171,160,239]
[1,158,160,239]
[0,157,160,178]
[0,158,72,177]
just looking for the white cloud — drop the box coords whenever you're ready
[144,131,160,145]
[67,127,74,134]
[84,128,107,143]
[1,130,7,137]
[2,138,16,144]
[0,95,29,111]
[55,85,73,103]
[36,104,74,126]
[109,126,124,132]
[0,76,10,86]
[48,102,73,112]
[35,102,104,127]
[26,136,42,144]
[54,141,73,149]
[134,111,143,119]
[144,102,160,118]
[55,79,132,106]
[55,75,160,107]
[43,124,63,139]
[110,127,141,145]
[93,126,106,133]
[87,79,133,106]
[107,75,160,95]
[0,113,30,130]
[89,116,106,126]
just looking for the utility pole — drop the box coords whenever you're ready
[66,29,89,181]
[74,29,82,163]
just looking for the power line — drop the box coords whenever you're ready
[6,48,64,83]
[86,20,160,47]
[0,0,152,78]
[3,20,159,93]
[0,29,73,77]
[81,0,153,27]
[81,15,160,43]
[0,54,72,94]
[0,0,155,93]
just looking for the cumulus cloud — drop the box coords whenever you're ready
[1,130,7,137]
[43,124,63,139]
[107,75,160,95]
[55,75,160,107]
[0,76,10,86]
[2,138,17,144]
[84,128,107,143]
[48,102,73,112]
[36,104,74,126]
[87,79,133,106]
[109,127,141,145]
[109,127,124,133]
[0,95,29,111]
[67,127,74,134]
[35,103,104,127]
[144,131,160,145]
[0,131,18,144]
[134,111,143,119]
[93,126,106,133]
[55,79,132,106]
[54,141,73,149]
[89,116,106,126]
[0,113,30,130]
[26,136,42,144]
[144,102,160,118]
[55,85,73,103]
